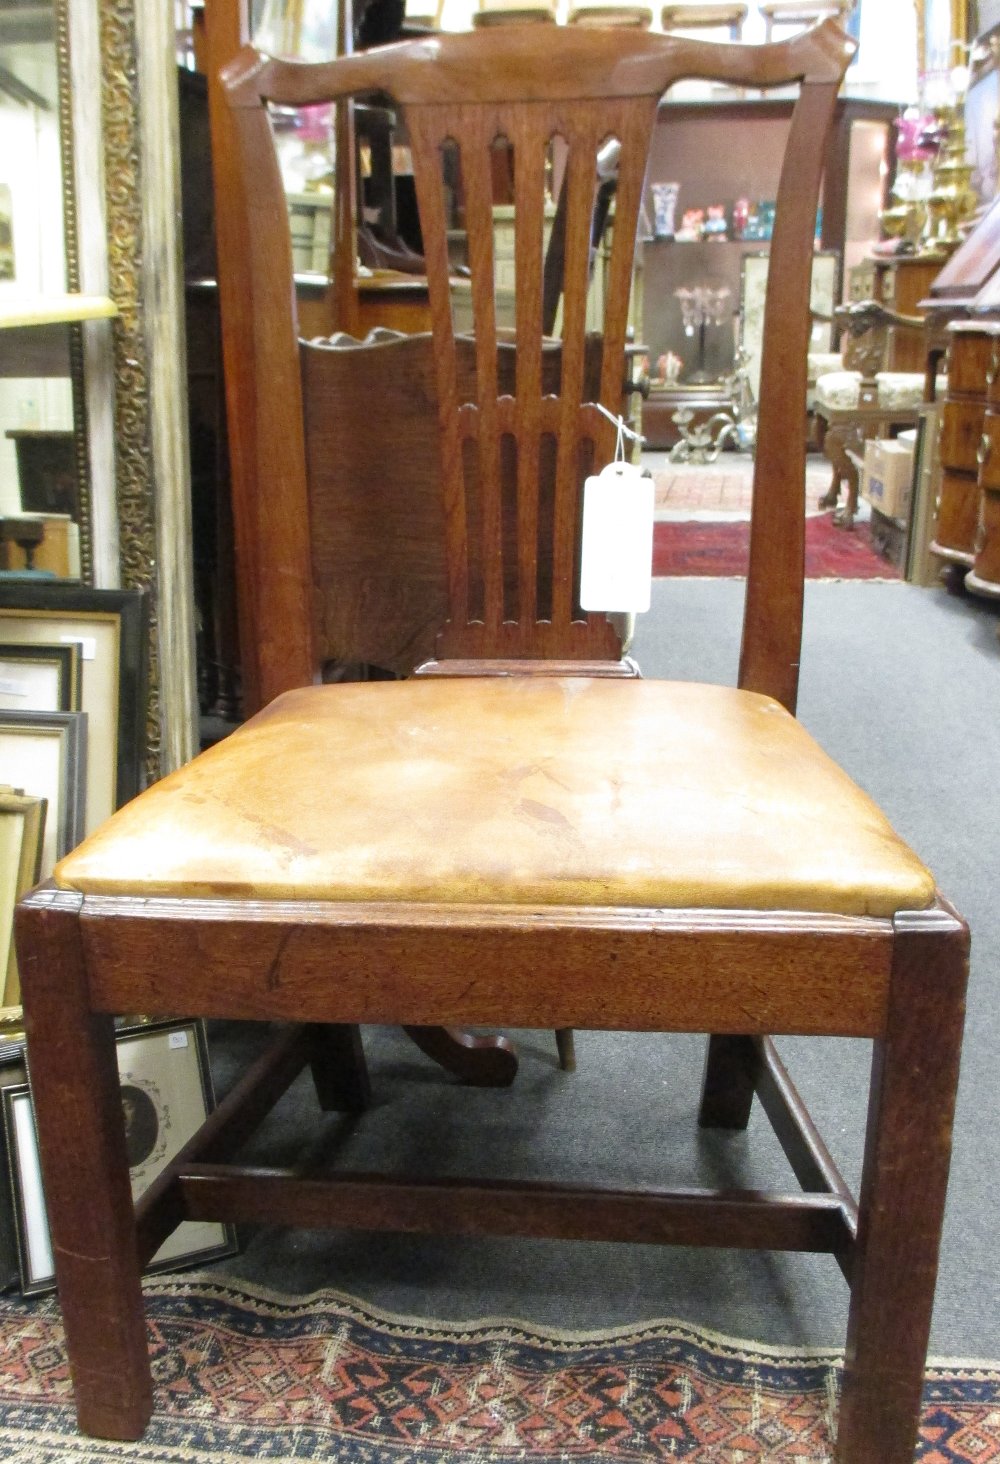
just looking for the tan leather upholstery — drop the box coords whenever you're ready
[56,678,934,916]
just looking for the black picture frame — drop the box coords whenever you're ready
[0,583,148,815]
[0,641,82,712]
[0,1048,27,1293]
[3,1019,238,1296]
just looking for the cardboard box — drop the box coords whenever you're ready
[861,437,915,521]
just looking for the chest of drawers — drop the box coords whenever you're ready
[931,321,1000,596]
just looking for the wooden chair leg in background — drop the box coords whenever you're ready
[403,1025,519,1086]
[698,1033,758,1129]
[308,1022,371,1110]
[555,1027,576,1071]
[836,905,968,1464]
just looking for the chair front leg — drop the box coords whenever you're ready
[837,905,968,1464]
[16,890,152,1441]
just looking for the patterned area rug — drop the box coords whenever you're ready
[653,514,900,581]
[1,1278,998,1461]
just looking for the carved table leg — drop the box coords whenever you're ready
[815,416,843,512]
[822,424,859,527]
[16,891,152,1440]
[836,905,968,1463]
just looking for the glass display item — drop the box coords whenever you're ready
[674,282,731,383]
[650,181,680,238]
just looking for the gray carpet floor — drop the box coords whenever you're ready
[214,579,1000,1361]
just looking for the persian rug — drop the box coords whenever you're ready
[0,1278,998,1462]
[653,514,901,581]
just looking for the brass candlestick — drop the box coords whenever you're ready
[922,70,977,255]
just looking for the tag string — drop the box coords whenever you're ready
[593,402,646,463]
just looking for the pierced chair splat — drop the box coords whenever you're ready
[15,23,968,1464]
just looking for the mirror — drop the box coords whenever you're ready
[2,0,198,776]
[0,0,86,580]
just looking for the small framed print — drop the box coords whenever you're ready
[0,642,82,713]
[3,1087,53,1293]
[0,710,87,880]
[0,584,148,835]
[0,1048,27,1292]
[4,1019,237,1295]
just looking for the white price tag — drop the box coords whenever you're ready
[579,461,654,613]
[168,1030,189,1050]
[0,678,27,697]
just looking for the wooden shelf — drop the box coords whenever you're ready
[0,294,118,330]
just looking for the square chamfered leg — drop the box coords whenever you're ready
[698,1033,759,1130]
[836,904,969,1464]
[15,889,153,1440]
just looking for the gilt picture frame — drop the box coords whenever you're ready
[0,789,45,1025]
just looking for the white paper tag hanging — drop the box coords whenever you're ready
[579,460,654,613]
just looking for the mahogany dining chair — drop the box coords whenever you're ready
[15,22,967,1464]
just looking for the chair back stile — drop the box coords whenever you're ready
[221,22,852,708]
[741,76,840,711]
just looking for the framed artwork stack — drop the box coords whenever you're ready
[0,583,188,1294]
[0,581,147,1042]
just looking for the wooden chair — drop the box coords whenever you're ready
[813,297,930,526]
[567,3,654,28]
[760,0,854,43]
[16,23,969,1464]
[660,2,748,40]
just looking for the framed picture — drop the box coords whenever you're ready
[0,641,82,713]
[0,584,148,834]
[0,1047,28,1293]
[966,23,1000,204]
[3,1019,237,1295]
[0,789,45,1018]
[739,249,841,404]
[0,710,86,881]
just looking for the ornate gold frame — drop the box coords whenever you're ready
[56,0,198,778]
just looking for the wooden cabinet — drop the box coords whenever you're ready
[641,96,898,382]
[967,352,1000,600]
[931,320,1000,594]
[874,257,941,373]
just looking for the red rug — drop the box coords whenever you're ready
[653,513,900,580]
[1,1277,997,1460]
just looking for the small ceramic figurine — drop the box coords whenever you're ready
[704,203,728,240]
[657,351,683,384]
[675,207,705,242]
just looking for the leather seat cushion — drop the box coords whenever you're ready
[55,677,934,917]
